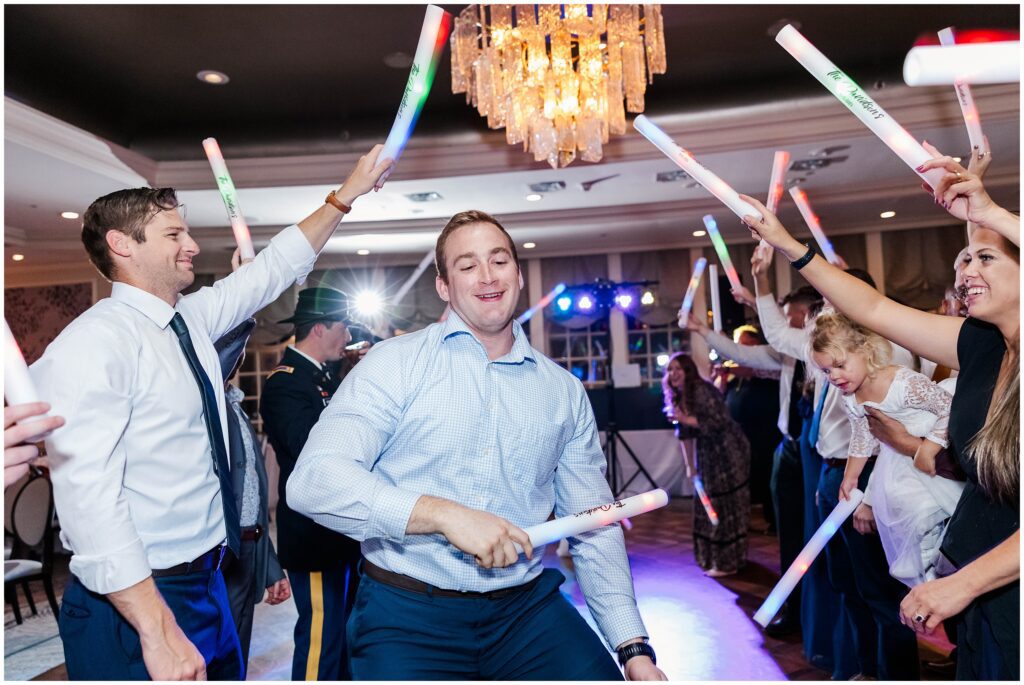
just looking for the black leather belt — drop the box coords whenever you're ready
[152,546,226,578]
[363,560,540,600]
[240,525,262,542]
[824,456,875,469]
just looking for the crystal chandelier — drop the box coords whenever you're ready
[450,4,667,169]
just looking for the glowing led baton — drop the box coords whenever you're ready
[708,265,722,333]
[4,319,40,407]
[776,25,946,189]
[788,187,840,265]
[692,476,719,526]
[754,488,865,627]
[903,41,1020,86]
[634,115,762,221]
[380,5,452,169]
[937,28,987,157]
[766,151,791,215]
[517,283,567,325]
[515,489,670,553]
[391,249,436,307]
[678,258,707,326]
[703,215,742,291]
[202,138,255,261]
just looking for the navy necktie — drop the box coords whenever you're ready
[170,313,241,554]
[808,381,830,448]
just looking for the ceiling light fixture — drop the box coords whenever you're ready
[880,210,896,219]
[61,211,79,220]
[197,70,230,85]
[12,254,25,262]
[692,230,707,237]
[451,4,666,168]
[523,242,537,249]
[525,193,543,202]
[356,249,371,256]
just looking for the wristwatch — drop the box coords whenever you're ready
[617,640,656,667]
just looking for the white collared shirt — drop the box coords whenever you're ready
[32,225,315,594]
[287,344,323,370]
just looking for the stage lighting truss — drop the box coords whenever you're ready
[549,278,659,320]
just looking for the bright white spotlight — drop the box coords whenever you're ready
[577,294,595,311]
[614,293,634,310]
[641,290,655,306]
[354,290,384,317]
[656,353,670,367]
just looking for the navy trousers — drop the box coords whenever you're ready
[59,569,242,681]
[347,567,623,680]
[769,437,804,620]
[288,558,359,680]
[819,462,920,680]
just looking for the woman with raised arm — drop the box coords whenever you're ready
[737,148,1018,680]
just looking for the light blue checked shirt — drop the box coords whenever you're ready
[289,310,648,649]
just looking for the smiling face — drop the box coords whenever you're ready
[122,208,199,299]
[811,348,870,396]
[666,358,686,390]
[435,221,524,344]
[960,228,1020,326]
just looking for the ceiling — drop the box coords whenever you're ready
[3,3,1021,277]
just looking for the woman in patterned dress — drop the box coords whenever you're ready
[663,352,751,576]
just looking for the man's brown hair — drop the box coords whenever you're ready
[434,210,520,283]
[81,187,179,280]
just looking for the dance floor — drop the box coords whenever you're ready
[5,497,954,681]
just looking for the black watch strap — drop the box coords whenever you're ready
[617,641,656,667]
[791,243,817,271]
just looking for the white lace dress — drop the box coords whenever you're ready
[844,368,965,587]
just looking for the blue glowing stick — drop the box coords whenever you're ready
[754,488,864,627]
[517,283,567,324]
[678,258,707,325]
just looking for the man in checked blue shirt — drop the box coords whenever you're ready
[289,210,668,680]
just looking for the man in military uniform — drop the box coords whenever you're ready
[260,287,364,680]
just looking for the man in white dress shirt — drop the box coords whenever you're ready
[30,146,391,681]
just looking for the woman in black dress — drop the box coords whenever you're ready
[743,148,1019,680]
[663,352,751,577]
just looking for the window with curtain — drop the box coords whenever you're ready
[883,224,966,310]
[542,254,609,386]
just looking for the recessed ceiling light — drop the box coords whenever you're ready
[525,193,542,202]
[880,210,896,219]
[692,230,707,237]
[11,254,25,262]
[197,70,230,85]
[61,211,79,220]
[356,249,370,256]
[405,192,443,202]
[523,242,537,249]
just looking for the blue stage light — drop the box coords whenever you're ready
[577,294,595,311]
[614,293,634,310]
[556,295,572,312]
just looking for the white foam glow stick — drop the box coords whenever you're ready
[380,5,452,168]
[903,41,1020,86]
[937,28,988,156]
[517,283,567,325]
[788,187,840,265]
[391,249,436,307]
[692,476,719,526]
[634,115,762,221]
[202,138,255,260]
[766,151,791,215]
[679,257,708,326]
[516,489,670,553]
[703,215,743,291]
[708,265,722,333]
[4,319,40,407]
[776,25,946,189]
[754,488,864,627]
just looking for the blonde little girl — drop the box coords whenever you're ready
[810,311,965,586]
